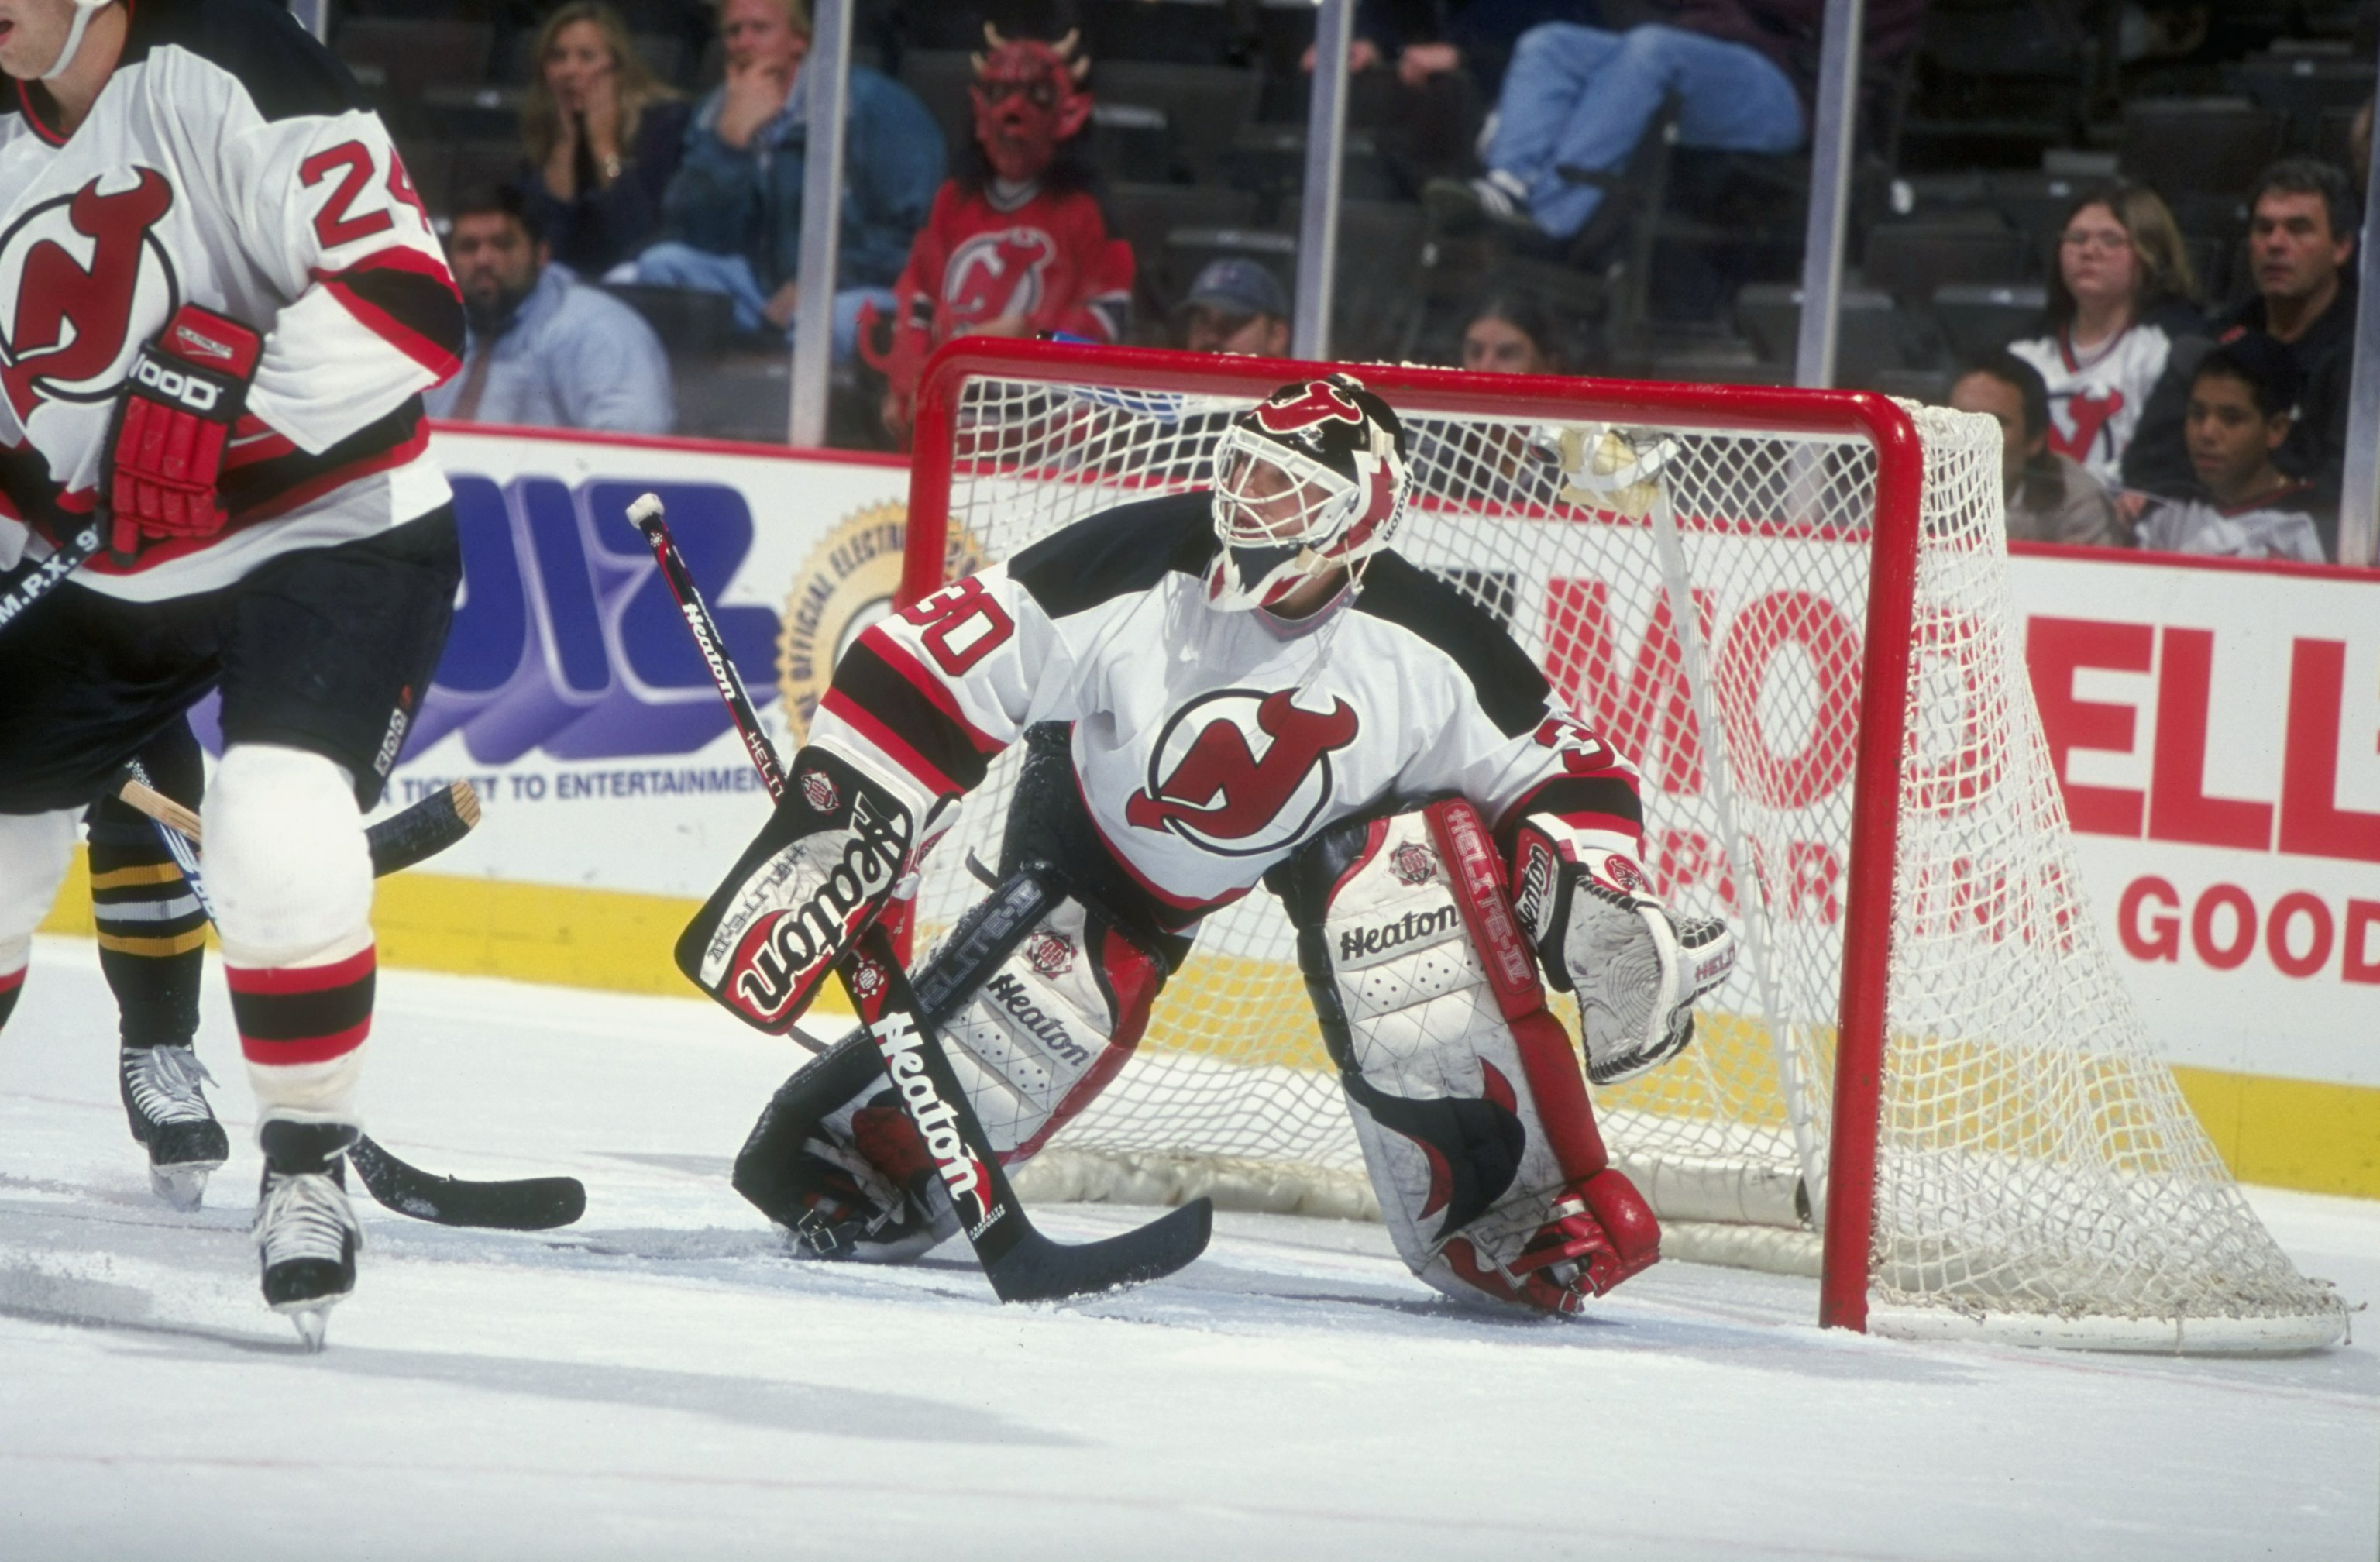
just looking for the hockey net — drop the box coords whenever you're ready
[896,340,2345,1351]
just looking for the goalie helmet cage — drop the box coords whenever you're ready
[898,338,2346,1353]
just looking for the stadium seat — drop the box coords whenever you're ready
[1735,284,1905,388]
[2226,55,2375,153]
[2117,98,2285,200]
[1860,222,2030,308]
[1931,282,2048,361]
[334,19,494,106]
[600,284,741,362]
[1096,63,1262,184]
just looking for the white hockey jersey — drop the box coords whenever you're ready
[2008,322,2175,489]
[812,492,1646,922]
[0,0,463,600]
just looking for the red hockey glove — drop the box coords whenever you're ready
[104,304,264,558]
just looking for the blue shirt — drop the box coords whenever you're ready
[659,61,944,292]
[425,266,675,435]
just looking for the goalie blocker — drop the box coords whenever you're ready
[1271,796,1662,1313]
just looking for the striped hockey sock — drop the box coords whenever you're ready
[88,837,208,1047]
[225,944,376,1130]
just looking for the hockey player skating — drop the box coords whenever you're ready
[0,0,465,1345]
[683,372,1736,1315]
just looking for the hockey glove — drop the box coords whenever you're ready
[676,748,917,1034]
[1509,826,1735,1085]
[103,304,264,558]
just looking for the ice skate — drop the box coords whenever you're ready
[119,1043,230,1212]
[253,1121,362,1350]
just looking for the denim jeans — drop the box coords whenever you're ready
[1484,23,1805,240]
[631,241,894,362]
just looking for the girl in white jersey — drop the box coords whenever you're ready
[2007,184,2205,489]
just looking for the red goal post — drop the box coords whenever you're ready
[896,338,2345,1351]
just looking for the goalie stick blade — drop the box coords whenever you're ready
[348,1135,586,1230]
[985,1197,1214,1304]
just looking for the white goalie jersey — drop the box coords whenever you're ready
[810,491,1649,923]
[0,0,463,600]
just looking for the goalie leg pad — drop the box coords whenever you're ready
[733,872,1165,1261]
[1274,797,1659,1314]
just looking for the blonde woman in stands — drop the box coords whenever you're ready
[2006,184,2203,490]
[520,2,689,279]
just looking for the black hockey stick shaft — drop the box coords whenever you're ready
[125,764,583,1230]
[0,518,104,634]
[844,923,1211,1301]
[631,492,1212,1299]
[627,493,786,800]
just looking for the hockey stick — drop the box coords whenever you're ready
[122,762,586,1230]
[629,492,1212,1300]
[0,518,105,634]
[114,770,484,879]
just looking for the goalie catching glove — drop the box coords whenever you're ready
[1508,826,1735,1085]
[104,304,263,559]
[676,748,928,1033]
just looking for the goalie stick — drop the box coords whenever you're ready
[0,518,105,635]
[114,770,484,879]
[628,492,1212,1301]
[120,761,586,1231]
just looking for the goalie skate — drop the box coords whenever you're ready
[253,1123,362,1350]
[119,1044,230,1212]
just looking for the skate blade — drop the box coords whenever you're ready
[281,1305,332,1352]
[148,1164,218,1213]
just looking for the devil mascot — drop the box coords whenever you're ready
[866,26,1134,442]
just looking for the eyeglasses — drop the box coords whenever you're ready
[2060,229,2133,253]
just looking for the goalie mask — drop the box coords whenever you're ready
[1207,374,1408,613]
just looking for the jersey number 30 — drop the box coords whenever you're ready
[899,577,1015,676]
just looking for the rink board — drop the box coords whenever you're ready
[37,424,2380,1196]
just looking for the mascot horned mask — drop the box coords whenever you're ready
[969,25,1092,184]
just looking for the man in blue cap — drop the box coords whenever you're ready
[1177,256,1291,356]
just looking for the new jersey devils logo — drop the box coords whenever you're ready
[1253,380,1363,437]
[943,227,1056,326]
[1126,689,1360,856]
[0,170,178,424]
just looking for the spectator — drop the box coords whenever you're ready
[868,29,1133,442]
[427,185,675,435]
[633,0,944,359]
[2137,335,2331,563]
[2124,160,2360,501]
[1948,352,2127,548]
[1177,257,1291,356]
[518,2,689,279]
[2004,184,2202,490]
[1421,2,1925,249]
[1459,290,1564,374]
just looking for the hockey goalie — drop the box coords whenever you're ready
[680,373,1735,1315]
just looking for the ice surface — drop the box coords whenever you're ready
[2,934,2373,1561]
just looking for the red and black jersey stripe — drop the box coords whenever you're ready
[1494,774,1643,848]
[826,635,1000,794]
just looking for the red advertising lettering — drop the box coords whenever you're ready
[2118,876,2180,962]
[2278,638,2380,865]
[2265,891,2334,979]
[2025,615,2151,838]
[1713,590,1859,811]
[1543,580,1708,796]
[2188,882,2257,970]
[2347,900,2380,984]
[2150,628,2273,851]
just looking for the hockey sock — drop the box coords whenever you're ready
[88,800,208,1049]
[225,944,375,1125]
[0,956,23,1034]
[207,745,377,1128]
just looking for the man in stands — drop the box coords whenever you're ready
[679,373,1735,1317]
[1948,353,2126,547]
[428,185,674,435]
[1177,256,1292,356]
[631,0,942,359]
[2124,160,2360,504]
[1422,1,1924,251]
[2137,335,2331,563]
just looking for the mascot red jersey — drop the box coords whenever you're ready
[870,27,1133,441]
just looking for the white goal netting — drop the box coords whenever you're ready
[901,351,2345,1351]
